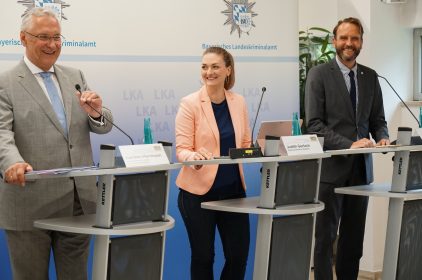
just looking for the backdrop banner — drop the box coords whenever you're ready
[0,1,298,279]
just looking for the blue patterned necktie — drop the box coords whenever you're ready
[348,70,357,114]
[39,72,68,136]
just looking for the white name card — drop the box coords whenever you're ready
[119,144,170,167]
[280,134,323,156]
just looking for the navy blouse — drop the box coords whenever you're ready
[210,99,241,191]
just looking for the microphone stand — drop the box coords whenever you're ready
[251,87,266,147]
[378,75,421,127]
[75,84,135,145]
[229,87,266,159]
[378,75,422,145]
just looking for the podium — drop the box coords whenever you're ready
[26,145,179,280]
[26,143,326,279]
[332,132,422,280]
[194,149,327,279]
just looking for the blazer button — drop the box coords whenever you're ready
[69,144,73,149]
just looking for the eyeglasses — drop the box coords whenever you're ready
[24,31,64,42]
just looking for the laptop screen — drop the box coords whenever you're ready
[256,119,303,149]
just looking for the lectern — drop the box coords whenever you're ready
[333,128,422,280]
[198,140,327,280]
[28,145,179,280]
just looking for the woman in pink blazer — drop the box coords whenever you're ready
[175,47,251,280]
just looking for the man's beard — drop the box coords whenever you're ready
[336,46,361,62]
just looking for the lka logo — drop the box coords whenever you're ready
[222,0,258,38]
[18,0,70,20]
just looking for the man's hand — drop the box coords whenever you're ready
[76,90,103,118]
[4,163,33,186]
[376,139,390,146]
[350,138,375,149]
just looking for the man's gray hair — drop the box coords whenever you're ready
[21,7,60,31]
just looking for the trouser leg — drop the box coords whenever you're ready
[218,210,250,280]
[178,189,216,280]
[335,195,368,280]
[314,182,342,280]
[5,229,51,280]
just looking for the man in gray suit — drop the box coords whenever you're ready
[0,7,113,279]
[305,17,389,280]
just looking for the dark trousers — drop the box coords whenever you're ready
[5,187,90,280]
[314,156,369,280]
[178,187,250,280]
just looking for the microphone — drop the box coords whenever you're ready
[228,86,266,159]
[377,75,421,127]
[250,86,267,147]
[75,84,135,145]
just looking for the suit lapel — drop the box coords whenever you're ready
[356,65,366,123]
[17,60,65,137]
[54,65,73,133]
[330,60,356,120]
[17,62,67,138]
[200,87,220,145]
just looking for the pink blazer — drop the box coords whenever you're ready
[175,86,252,195]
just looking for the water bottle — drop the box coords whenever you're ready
[143,117,154,144]
[419,107,422,128]
[292,112,302,136]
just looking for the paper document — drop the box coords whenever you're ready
[27,166,98,175]
[375,144,397,148]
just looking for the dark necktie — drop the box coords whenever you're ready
[348,70,356,114]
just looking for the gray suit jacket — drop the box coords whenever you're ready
[305,59,389,185]
[0,60,113,230]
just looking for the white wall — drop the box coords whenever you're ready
[299,0,338,32]
[401,0,422,27]
[299,0,417,273]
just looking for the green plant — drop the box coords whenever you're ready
[299,27,336,131]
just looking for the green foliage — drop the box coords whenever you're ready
[299,27,336,131]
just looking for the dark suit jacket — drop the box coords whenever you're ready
[305,59,389,185]
[0,60,113,230]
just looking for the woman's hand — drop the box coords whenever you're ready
[191,147,213,169]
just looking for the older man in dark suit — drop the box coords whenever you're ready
[0,7,113,280]
[305,17,389,280]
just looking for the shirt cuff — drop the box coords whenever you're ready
[89,114,105,126]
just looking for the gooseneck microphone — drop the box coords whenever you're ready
[250,86,267,147]
[228,86,266,158]
[377,75,421,127]
[75,84,135,145]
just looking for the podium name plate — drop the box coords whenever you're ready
[280,135,323,156]
[119,144,169,167]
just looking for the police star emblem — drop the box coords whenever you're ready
[18,0,70,20]
[222,0,258,38]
